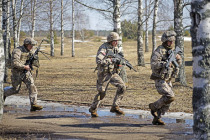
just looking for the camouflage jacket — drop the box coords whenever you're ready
[11,45,39,72]
[150,45,181,81]
[96,42,119,74]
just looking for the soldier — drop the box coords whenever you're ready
[149,31,181,125]
[89,32,126,117]
[4,38,43,112]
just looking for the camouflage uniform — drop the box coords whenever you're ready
[149,31,181,124]
[89,32,126,117]
[4,38,42,111]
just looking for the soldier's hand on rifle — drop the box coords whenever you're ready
[176,54,181,60]
[111,58,121,64]
[168,62,171,67]
[24,65,31,71]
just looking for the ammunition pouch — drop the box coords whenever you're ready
[150,73,160,80]
[32,59,40,68]
[172,67,179,78]
[32,56,40,68]
[164,67,173,81]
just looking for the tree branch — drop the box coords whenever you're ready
[74,0,112,13]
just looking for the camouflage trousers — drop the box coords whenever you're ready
[90,72,126,110]
[4,70,38,105]
[153,79,174,117]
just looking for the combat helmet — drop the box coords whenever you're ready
[107,32,120,42]
[161,31,176,43]
[24,38,37,46]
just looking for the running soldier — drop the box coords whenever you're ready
[89,32,126,117]
[4,38,43,112]
[149,31,182,125]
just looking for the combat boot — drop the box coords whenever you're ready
[89,108,98,117]
[149,103,157,117]
[110,106,124,115]
[30,104,43,112]
[152,117,165,125]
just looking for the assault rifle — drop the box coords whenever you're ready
[24,39,50,73]
[107,50,137,72]
[165,47,182,68]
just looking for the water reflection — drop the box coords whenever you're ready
[4,96,193,127]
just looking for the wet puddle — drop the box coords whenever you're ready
[4,95,193,128]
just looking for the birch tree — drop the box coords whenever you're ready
[137,0,145,66]
[31,0,37,38]
[61,0,64,55]
[112,0,127,82]
[2,0,10,82]
[50,0,54,56]
[144,0,149,52]
[17,0,24,46]
[11,0,18,48]
[72,0,75,57]
[152,0,159,52]
[0,0,5,121]
[6,0,11,58]
[113,0,122,50]
[191,0,210,139]
[173,0,187,86]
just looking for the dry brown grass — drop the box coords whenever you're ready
[6,36,193,113]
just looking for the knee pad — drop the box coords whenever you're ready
[118,85,126,94]
[164,97,175,104]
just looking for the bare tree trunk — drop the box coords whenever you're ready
[137,0,145,66]
[6,0,11,59]
[145,0,149,52]
[113,0,127,83]
[72,0,75,57]
[31,0,37,38]
[0,0,5,121]
[191,0,210,139]
[113,0,122,51]
[17,0,24,46]
[3,0,9,82]
[50,0,54,56]
[174,0,187,86]
[152,0,159,52]
[11,0,17,48]
[61,0,64,56]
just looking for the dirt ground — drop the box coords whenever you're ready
[1,36,194,139]
[0,96,193,140]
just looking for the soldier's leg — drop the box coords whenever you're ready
[4,73,22,100]
[150,80,174,125]
[110,73,126,115]
[89,73,111,117]
[23,72,42,111]
[153,80,174,112]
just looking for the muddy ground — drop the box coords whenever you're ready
[0,96,193,139]
[1,36,194,139]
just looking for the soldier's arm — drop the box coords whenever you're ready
[151,49,165,69]
[12,49,25,70]
[96,48,112,65]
